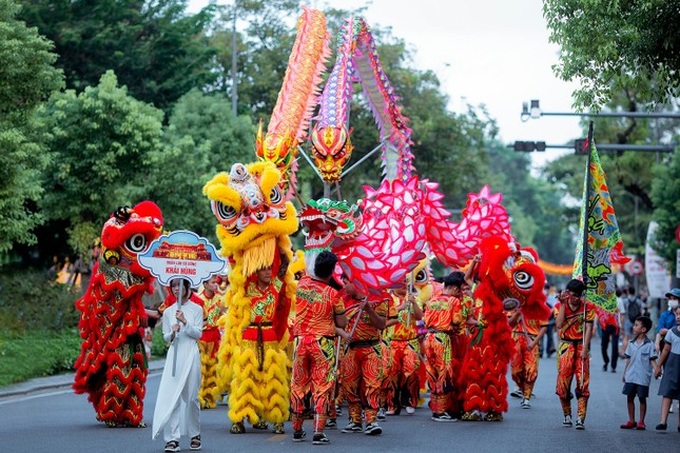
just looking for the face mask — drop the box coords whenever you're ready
[669,300,679,310]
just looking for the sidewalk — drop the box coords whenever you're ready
[0,359,166,399]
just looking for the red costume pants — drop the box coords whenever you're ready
[555,340,590,420]
[386,338,422,409]
[341,342,383,424]
[423,331,454,414]
[290,336,336,432]
[510,334,540,400]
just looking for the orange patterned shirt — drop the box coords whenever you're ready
[511,315,547,336]
[293,276,343,337]
[245,276,285,325]
[423,294,463,332]
[391,293,419,341]
[554,300,595,341]
[344,292,391,341]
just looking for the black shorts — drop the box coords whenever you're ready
[622,382,649,398]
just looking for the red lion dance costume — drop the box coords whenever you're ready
[460,236,549,421]
[73,201,164,427]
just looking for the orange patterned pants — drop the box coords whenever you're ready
[341,342,383,424]
[386,339,422,409]
[290,336,335,432]
[423,331,453,414]
[510,334,540,399]
[555,340,590,420]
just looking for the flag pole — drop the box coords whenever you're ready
[580,121,594,388]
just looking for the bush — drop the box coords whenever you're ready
[0,329,81,386]
[0,269,80,333]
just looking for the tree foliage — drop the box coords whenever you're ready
[37,71,164,252]
[543,0,680,109]
[141,89,255,238]
[651,150,680,275]
[18,0,219,113]
[0,0,63,252]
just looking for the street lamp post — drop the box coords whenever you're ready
[520,99,680,122]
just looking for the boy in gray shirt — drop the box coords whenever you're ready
[620,316,658,430]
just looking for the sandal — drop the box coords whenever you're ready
[190,435,201,451]
[164,440,180,453]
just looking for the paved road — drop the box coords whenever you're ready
[1,339,679,453]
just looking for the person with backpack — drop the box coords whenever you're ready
[622,287,645,355]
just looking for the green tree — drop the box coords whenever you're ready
[37,71,164,253]
[651,149,680,277]
[0,0,63,252]
[142,89,255,238]
[18,0,219,113]
[543,0,680,109]
[486,141,575,264]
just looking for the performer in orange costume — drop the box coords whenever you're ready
[385,287,423,415]
[554,279,594,430]
[340,277,389,436]
[197,276,226,409]
[290,251,347,445]
[508,310,547,409]
[422,272,467,422]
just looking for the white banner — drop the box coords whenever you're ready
[645,221,671,299]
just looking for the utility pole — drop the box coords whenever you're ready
[231,1,238,116]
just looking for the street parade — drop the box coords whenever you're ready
[1,2,679,453]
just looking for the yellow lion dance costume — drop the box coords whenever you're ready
[203,161,297,434]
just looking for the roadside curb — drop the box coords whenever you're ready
[0,359,166,399]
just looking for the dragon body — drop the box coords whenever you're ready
[73,201,164,427]
[255,6,330,198]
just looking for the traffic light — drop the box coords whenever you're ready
[512,141,546,152]
[574,138,588,155]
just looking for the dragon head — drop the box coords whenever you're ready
[299,198,363,253]
[203,161,298,275]
[100,201,164,281]
[310,125,354,182]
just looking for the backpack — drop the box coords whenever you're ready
[626,297,642,323]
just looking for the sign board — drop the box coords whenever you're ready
[645,221,671,299]
[675,225,680,244]
[138,230,226,286]
[677,249,680,279]
[630,261,643,275]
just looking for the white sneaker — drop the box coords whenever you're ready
[563,415,573,427]
[510,388,523,398]
[364,422,383,435]
[521,398,531,409]
[431,413,455,422]
[405,406,415,415]
[377,408,386,420]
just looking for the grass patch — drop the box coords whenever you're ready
[0,268,169,387]
[0,329,81,387]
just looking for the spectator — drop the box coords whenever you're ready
[619,316,657,430]
[655,288,680,352]
[654,305,680,432]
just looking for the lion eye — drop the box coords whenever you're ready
[125,234,148,253]
[270,186,283,205]
[514,271,534,290]
[213,201,237,222]
[415,270,428,284]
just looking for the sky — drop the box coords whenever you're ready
[189,0,584,170]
